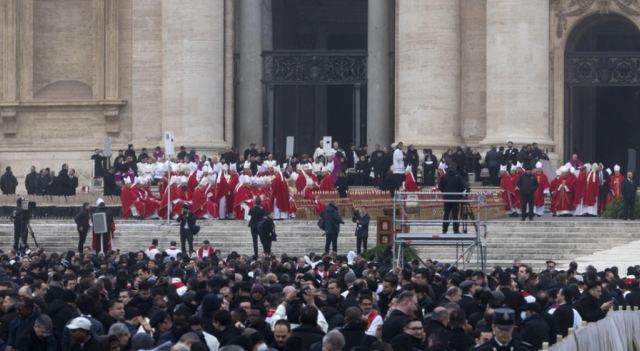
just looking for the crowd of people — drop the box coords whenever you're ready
[0,240,637,351]
[0,165,79,196]
[498,154,637,220]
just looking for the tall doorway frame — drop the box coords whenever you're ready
[550,0,640,163]
[262,50,367,157]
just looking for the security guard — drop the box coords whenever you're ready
[474,308,534,351]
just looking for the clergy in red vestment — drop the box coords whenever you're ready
[533,162,550,217]
[215,172,230,219]
[582,163,600,216]
[271,171,291,219]
[499,165,518,216]
[610,164,624,199]
[573,164,589,216]
[158,176,187,219]
[191,178,218,219]
[319,169,335,191]
[551,166,575,216]
[227,169,239,218]
[119,177,137,218]
[510,165,523,215]
[403,166,419,192]
[233,176,254,220]
[294,171,307,192]
[134,179,160,219]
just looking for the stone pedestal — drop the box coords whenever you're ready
[396,0,460,148]
[367,0,392,148]
[161,0,226,151]
[482,0,553,147]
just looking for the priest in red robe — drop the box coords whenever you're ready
[233,176,254,220]
[551,166,575,216]
[610,164,624,199]
[582,163,600,216]
[573,165,588,216]
[119,178,137,218]
[271,172,291,219]
[191,178,218,219]
[158,176,187,219]
[319,169,335,191]
[403,166,419,192]
[533,162,550,217]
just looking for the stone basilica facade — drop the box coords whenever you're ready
[1,0,640,186]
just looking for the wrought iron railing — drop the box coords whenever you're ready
[566,52,640,86]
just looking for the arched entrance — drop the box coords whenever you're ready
[565,14,640,168]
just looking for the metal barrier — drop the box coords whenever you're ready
[392,191,488,271]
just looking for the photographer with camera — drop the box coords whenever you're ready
[11,198,29,252]
[177,204,199,255]
[352,208,370,254]
[438,163,468,234]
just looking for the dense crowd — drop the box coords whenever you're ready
[0,241,637,351]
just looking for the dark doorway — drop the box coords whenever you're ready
[565,15,640,169]
[268,0,367,160]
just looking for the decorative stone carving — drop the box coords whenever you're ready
[566,53,640,86]
[553,0,640,38]
[1,108,17,135]
[263,51,367,85]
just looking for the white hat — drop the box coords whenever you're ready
[499,165,507,173]
[560,166,569,173]
[555,169,562,176]
[199,178,208,187]
[67,317,91,331]
[515,162,523,169]
[180,175,189,185]
[614,164,621,172]
[96,198,104,206]
[606,168,612,175]
[535,161,542,169]
[438,162,448,171]
[405,166,412,173]
[584,163,591,172]
[169,176,179,185]
[123,177,131,185]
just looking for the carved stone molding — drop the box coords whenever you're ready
[566,53,640,85]
[552,0,640,38]
[263,51,367,85]
[1,108,17,135]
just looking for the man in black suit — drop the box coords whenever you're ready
[622,171,637,220]
[177,205,199,254]
[517,164,538,221]
[74,202,91,253]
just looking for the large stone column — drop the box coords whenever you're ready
[482,0,552,146]
[460,0,486,145]
[396,0,460,148]
[236,0,264,147]
[367,0,392,148]
[162,0,226,150]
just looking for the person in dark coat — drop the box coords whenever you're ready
[91,149,106,178]
[622,171,637,220]
[474,308,533,351]
[405,145,420,179]
[103,167,120,196]
[422,149,438,186]
[335,171,348,198]
[574,281,613,323]
[352,208,370,254]
[177,205,199,255]
[248,198,267,258]
[92,199,115,254]
[319,202,344,254]
[14,314,57,351]
[370,144,387,185]
[438,165,467,234]
[25,166,39,195]
[257,214,276,255]
[518,303,550,350]
[381,291,416,343]
[390,317,426,351]
[67,168,79,196]
[498,272,526,311]
[448,308,474,351]
[11,198,29,251]
[339,307,370,351]
[38,169,52,195]
[517,164,538,221]
[485,146,501,186]
[288,306,325,351]
[74,202,91,253]
[553,285,579,337]
[0,166,18,195]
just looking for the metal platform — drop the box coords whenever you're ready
[392,191,488,270]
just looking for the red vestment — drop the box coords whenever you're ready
[533,171,550,208]
[500,173,519,211]
[295,173,307,192]
[319,175,335,191]
[271,173,291,213]
[158,184,187,218]
[573,171,587,208]
[191,186,218,218]
[119,185,137,218]
[404,170,419,192]
[233,184,253,219]
[551,175,574,215]
[610,174,624,198]
[135,186,160,219]
[584,171,599,206]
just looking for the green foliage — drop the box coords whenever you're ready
[362,243,419,262]
[602,197,640,219]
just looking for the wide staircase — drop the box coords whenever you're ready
[0,219,638,271]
